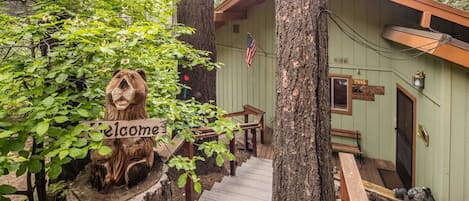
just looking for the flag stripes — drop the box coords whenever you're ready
[246,33,257,67]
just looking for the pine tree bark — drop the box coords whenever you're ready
[273,1,334,201]
[177,0,216,103]
[176,0,221,175]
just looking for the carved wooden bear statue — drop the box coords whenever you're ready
[90,69,154,191]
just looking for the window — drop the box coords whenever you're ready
[331,74,352,115]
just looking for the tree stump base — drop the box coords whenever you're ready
[67,156,172,201]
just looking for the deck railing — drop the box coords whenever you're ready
[339,152,369,201]
[183,133,236,201]
[180,105,265,201]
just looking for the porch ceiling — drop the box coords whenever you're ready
[382,25,469,68]
[214,0,265,28]
[389,0,469,28]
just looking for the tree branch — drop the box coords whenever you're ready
[11,190,30,196]
[0,45,32,49]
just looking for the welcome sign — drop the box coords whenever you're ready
[86,119,167,139]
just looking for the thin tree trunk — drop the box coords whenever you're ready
[177,0,216,103]
[273,1,334,201]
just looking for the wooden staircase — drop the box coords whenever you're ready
[199,157,273,201]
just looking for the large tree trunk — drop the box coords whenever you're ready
[177,0,216,103]
[273,1,334,201]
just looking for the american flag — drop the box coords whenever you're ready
[245,33,256,67]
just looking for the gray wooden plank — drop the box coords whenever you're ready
[200,157,273,201]
[235,166,273,177]
[200,190,266,201]
[210,184,271,201]
[250,157,273,164]
[213,177,272,192]
[229,172,272,184]
[239,160,272,170]
[198,193,219,201]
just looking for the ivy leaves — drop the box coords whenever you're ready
[0,0,235,197]
[168,155,205,193]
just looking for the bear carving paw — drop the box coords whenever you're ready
[125,159,150,188]
[90,163,111,192]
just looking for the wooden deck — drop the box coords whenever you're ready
[251,128,401,188]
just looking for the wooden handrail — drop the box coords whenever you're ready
[182,104,265,200]
[243,104,265,115]
[339,152,368,201]
[223,111,246,118]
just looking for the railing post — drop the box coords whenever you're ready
[251,128,257,157]
[184,141,194,201]
[229,135,236,176]
[244,114,249,151]
[260,116,265,144]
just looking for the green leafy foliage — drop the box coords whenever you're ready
[435,0,469,11]
[0,184,16,201]
[0,0,236,197]
[177,173,187,188]
[0,184,16,195]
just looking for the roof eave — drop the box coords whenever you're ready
[390,0,469,27]
[383,25,469,68]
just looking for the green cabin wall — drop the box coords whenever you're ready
[215,0,276,126]
[215,0,469,200]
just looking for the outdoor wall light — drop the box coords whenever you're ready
[413,71,426,90]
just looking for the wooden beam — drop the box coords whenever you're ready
[420,11,432,28]
[214,0,265,29]
[216,0,243,12]
[382,25,469,68]
[390,0,469,27]
[362,180,401,201]
[214,11,247,22]
[334,175,401,201]
[339,153,369,201]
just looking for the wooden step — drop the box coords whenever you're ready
[239,158,272,169]
[212,177,272,192]
[199,157,273,201]
[235,166,273,177]
[229,172,272,184]
[200,189,266,201]
[210,182,271,200]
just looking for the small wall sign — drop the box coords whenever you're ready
[352,78,385,101]
[86,119,167,139]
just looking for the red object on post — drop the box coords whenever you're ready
[183,74,190,81]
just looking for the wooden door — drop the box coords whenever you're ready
[396,86,415,189]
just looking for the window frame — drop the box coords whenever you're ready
[330,74,352,115]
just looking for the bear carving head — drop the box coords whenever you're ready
[105,69,148,120]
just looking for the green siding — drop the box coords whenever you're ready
[215,1,276,126]
[215,0,469,200]
[328,0,395,161]
[449,65,469,201]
